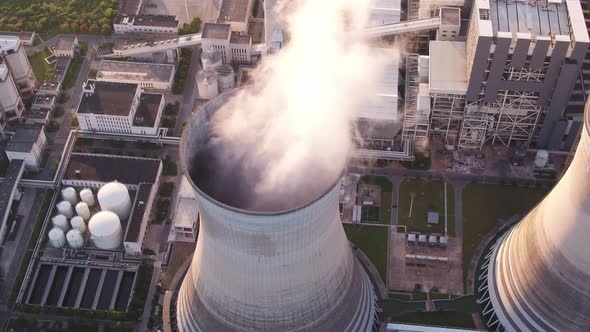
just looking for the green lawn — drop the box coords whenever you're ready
[61,55,83,90]
[343,223,388,281]
[391,311,475,329]
[358,176,393,224]
[398,179,455,236]
[28,48,54,81]
[462,183,549,281]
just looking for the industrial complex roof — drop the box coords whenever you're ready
[0,160,24,229]
[54,36,76,51]
[230,32,251,44]
[217,0,251,23]
[173,177,198,228]
[64,154,161,185]
[97,60,174,84]
[133,93,163,127]
[202,23,231,40]
[0,35,20,54]
[116,15,179,28]
[78,81,138,116]
[368,0,401,26]
[358,48,399,121]
[429,41,467,95]
[6,126,44,153]
[125,183,152,243]
[488,0,571,36]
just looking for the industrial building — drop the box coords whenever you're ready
[0,159,24,245]
[52,36,78,57]
[0,63,25,130]
[169,177,198,243]
[176,90,377,331]
[201,23,252,64]
[4,125,47,171]
[0,31,36,46]
[477,99,590,331]
[75,80,165,136]
[216,0,254,33]
[96,60,175,90]
[114,15,179,35]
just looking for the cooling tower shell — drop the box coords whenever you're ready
[75,202,91,221]
[201,48,223,70]
[66,229,84,249]
[79,188,95,207]
[71,216,87,233]
[52,215,69,232]
[56,201,74,218]
[196,69,219,100]
[484,101,590,331]
[61,187,78,205]
[88,211,123,250]
[97,182,132,220]
[176,90,376,332]
[48,227,66,248]
[215,64,235,91]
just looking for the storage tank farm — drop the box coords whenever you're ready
[176,90,377,331]
[481,100,590,331]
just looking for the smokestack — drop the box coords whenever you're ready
[176,90,377,331]
[479,100,590,331]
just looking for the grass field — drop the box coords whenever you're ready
[358,176,393,224]
[391,311,475,329]
[28,48,54,81]
[398,179,455,236]
[462,183,549,281]
[343,223,388,281]
[61,55,83,89]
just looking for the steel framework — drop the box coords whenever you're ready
[402,54,430,146]
[429,93,465,145]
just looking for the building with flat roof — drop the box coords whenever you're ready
[5,125,47,171]
[52,36,78,57]
[114,15,179,34]
[170,176,198,242]
[216,0,254,32]
[369,0,402,27]
[0,64,25,129]
[96,60,175,90]
[0,160,24,245]
[0,36,36,93]
[0,31,36,45]
[76,80,164,135]
[124,182,157,255]
[202,23,252,64]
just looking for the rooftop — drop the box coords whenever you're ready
[440,7,460,26]
[202,23,231,40]
[54,36,76,51]
[488,0,571,37]
[77,80,138,116]
[6,126,44,153]
[368,0,401,27]
[0,36,20,54]
[64,153,161,185]
[133,93,162,127]
[32,95,55,107]
[429,40,467,95]
[0,160,24,223]
[217,0,251,23]
[118,0,141,15]
[97,60,174,84]
[173,176,198,228]
[117,15,179,28]
[230,32,251,44]
[125,183,152,242]
[358,48,399,121]
[0,31,35,40]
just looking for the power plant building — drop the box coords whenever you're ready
[96,60,175,90]
[5,125,48,171]
[201,23,252,64]
[176,91,377,331]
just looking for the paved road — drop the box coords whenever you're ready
[389,176,401,226]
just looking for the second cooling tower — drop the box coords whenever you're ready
[176,90,376,332]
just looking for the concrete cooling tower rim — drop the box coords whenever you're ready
[179,88,342,217]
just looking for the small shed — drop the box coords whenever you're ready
[429,235,437,246]
[427,212,440,224]
[407,233,417,243]
[418,234,427,245]
[439,236,448,247]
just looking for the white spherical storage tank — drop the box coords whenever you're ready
[56,201,74,218]
[61,187,78,205]
[48,227,66,248]
[52,215,69,232]
[79,188,95,207]
[66,229,85,249]
[88,211,123,250]
[75,202,91,220]
[97,182,132,220]
[71,216,87,233]
[196,69,219,100]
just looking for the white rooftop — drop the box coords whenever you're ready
[0,36,20,54]
[358,47,399,121]
[429,40,467,95]
[369,0,401,27]
[0,64,7,81]
[173,176,198,228]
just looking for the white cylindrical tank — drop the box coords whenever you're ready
[66,229,84,249]
[52,215,69,232]
[97,182,132,220]
[61,187,78,205]
[71,216,87,233]
[79,188,95,207]
[201,48,223,70]
[88,211,123,250]
[48,227,66,248]
[75,202,91,220]
[534,149,549,168]
[197,69,219,100]
[215,64,235,91]
[56,201,74,218]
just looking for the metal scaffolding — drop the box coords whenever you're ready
[429,93,465,145]
[402,54,430,146]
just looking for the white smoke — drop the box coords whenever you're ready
[210,0,390,200]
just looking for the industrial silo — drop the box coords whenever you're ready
[48,228,66,248]
[56,201,74,218]
[97,182,132,220]
[201,47,223,70]
[215,64,235,91]
[176,90,377,331]
[79,188,95,207]
[66,229,84,249]
[196,69,219,100]
[88,211,123,250]
[51,215,69,232]
[479,100,590,331]
[61,187,78,205]
[71,216,87,233]
[75,202,91,221]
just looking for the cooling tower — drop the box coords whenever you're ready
[176,90,376,332]
[481,103,590,331]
